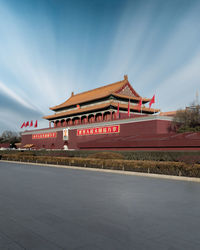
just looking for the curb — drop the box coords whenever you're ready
[1,160,200,183]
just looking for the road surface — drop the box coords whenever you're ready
[0,161,200,249]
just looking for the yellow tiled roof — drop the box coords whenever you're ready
[44,102,111,120]
[50,76,136,111]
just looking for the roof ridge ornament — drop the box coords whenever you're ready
[124,75,128,80]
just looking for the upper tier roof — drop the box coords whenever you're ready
[50,75,149,111]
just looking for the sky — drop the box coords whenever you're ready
[0,0,200,133]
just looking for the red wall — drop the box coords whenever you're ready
[156,120,172,134]
[22,119,162,150]
[21,131,65,149]
[68,120,159,150]
[0,142,10,148]
[21,119,200,150]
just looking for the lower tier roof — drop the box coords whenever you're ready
[43,101,160,120]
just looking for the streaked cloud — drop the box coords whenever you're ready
[0,0,200,133]
[0,80,35,110]
[98,0,200,111]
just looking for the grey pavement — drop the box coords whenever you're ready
[0,161,200,250]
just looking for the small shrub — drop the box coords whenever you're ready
[177,155,200,165]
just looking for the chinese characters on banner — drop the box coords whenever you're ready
[77,125,120,136]
[32,132,57,139]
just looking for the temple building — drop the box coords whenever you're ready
[21,76,200,150]
[43,75,159,128]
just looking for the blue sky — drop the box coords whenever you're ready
[0,0,200,133]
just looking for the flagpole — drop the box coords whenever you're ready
[117,103,119,119]
[128,99,130,118]
[138,98,142,115]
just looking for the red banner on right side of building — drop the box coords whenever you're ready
[77,125,120,136]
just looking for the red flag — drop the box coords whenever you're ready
[25,121,29,127]
[128,99,130,117]
[117,103,119,118]
[21,122,25,128]
[34,120,38,128]
[30,120,33,127]
[149,95,155,108]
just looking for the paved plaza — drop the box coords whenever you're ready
[0,161,200,250]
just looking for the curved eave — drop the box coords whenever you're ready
[44,101,159,120]
[44,102,112,120]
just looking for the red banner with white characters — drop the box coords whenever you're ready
[32,132,57,139]
[77,125,120,136]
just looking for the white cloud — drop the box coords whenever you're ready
[0,80,36,110]
[0,3,68,112]
[1,0,200,133]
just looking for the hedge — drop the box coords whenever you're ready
[1,154,200,178]
[1,150,200,163]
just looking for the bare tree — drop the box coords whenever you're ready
[0,130,21,146]
[172,103,200,133]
